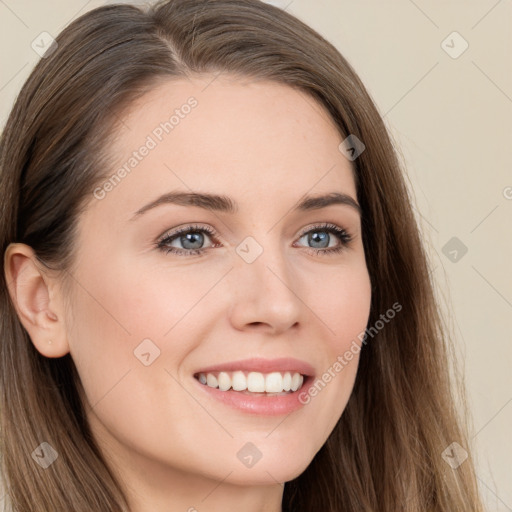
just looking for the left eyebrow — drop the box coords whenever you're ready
[130,190,361,220]
[296,192,361,216]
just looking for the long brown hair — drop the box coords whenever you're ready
[0,0,485,510]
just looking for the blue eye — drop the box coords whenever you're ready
[157,222,353,257]
[295,223,352,254]
[157,224,217,256]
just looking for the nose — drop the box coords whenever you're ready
[227,239,303,335]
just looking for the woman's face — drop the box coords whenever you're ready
[65,75,371,488]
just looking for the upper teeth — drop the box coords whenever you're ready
[196,371,304,393]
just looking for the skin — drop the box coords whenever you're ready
[5,74,372,512]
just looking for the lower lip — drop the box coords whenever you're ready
[193,376,314,416]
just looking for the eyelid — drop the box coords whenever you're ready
[157,223,216,242]
[297,222,345,237]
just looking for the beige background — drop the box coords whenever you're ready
[1,0,511,509]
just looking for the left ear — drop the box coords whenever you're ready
[3,242,70,358]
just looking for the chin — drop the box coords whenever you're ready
[217,451,314,486]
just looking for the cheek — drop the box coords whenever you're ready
[64,255,228,403]
[306,260,372,352]
[298,262,371,430]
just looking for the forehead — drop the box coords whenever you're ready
[90,74,357,220]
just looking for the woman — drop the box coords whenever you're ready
[0,0,485,510]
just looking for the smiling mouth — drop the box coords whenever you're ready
[194,370,305,395]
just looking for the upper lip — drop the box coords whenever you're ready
[194,357,315,377]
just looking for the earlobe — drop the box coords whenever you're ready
[3,243,70,358]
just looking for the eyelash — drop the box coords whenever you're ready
[156,223,353,257]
